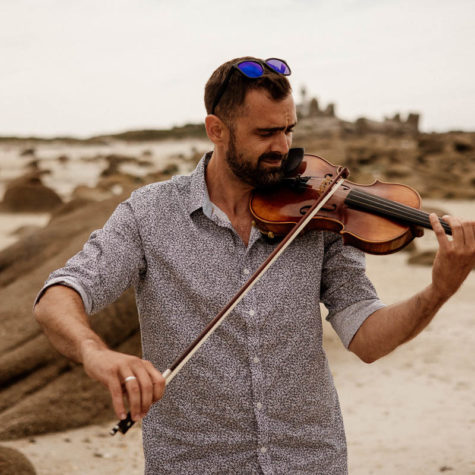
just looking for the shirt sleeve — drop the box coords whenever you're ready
[320,232,385,348]
[34,199,146,315]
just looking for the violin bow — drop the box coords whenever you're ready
[111,166,350,436]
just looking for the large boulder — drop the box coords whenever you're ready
[0,193,141,440]
[1,172,62,212]
[0,446,36,474]
[0,159,184,440]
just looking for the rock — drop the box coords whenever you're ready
[19,148,35,157]
[50,197,94,218]
[0,333,141,440]
[2,183,62,212]
[407,250,436,267]
[8,171,43,187]
[1,172,62,212]
[72,185,113,202]
[308,98,320,117]
[161,163,179,175]
[0,446,36,474]
[9,225,42,239]
[406,113,420,130]
[81,155,104,163]
[386,163,411,179]
[452,137,473,153]
[324,103,335,117]
[25,160,40,170]
[100,154,138,177]
[401,240,417,253]
[96,173,143,194]
[0,161,186,440]
[418,135,445,155]
[0,194,143,440]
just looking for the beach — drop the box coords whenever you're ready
[0,138,473,474]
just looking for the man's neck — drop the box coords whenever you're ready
[205,151,254,245]
[205,151,253,219]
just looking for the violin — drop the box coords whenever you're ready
[250,148,451,254]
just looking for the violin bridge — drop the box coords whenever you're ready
[318,176,333,195]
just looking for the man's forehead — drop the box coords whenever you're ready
[240,89,297,124]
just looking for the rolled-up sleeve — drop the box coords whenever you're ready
[320,232,385,348]
[35,199,146,315]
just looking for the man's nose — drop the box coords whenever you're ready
[270,132,291,155]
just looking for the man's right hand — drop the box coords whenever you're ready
[80,340,166,421]
[34,285,166,422]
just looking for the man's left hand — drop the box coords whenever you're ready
[429,213,475,301]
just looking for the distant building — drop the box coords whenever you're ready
[297,86,336,119]
[296,86,419,136]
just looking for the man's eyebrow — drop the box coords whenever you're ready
[256,123,297,133]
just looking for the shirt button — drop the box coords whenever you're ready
[260,447,268,454]
[256,402,263,410]
[249,309,255,316]
[253,356,260,364]
[243,268,250,275]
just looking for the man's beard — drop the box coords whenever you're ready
[225,132,288,188]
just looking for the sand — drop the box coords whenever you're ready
[2,191,474,472]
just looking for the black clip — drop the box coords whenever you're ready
[281,174,311,192]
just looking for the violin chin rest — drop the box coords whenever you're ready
[283,148,304,175]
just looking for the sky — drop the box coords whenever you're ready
[1,0,474,137]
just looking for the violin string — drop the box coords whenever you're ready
[345,189,452,234]
[346,190,438,229]
[302,177,451,234]
[347,189,441,226]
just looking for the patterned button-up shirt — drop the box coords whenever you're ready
[40,154,385,474]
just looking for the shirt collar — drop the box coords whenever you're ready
[187,151,213,216]
[186,151,263,248]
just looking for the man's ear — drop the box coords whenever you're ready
[205,115,229,145]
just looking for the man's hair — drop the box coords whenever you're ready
[204,56,292,123]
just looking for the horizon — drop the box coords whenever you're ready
[1,116,474,142]
[1,0,474,137]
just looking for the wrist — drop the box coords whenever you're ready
[79,338,108,364]
[423,283,449,310]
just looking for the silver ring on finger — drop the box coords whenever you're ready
[124,376,137,383]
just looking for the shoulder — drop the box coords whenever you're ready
[322,230,366,267]
[128,174,191,208]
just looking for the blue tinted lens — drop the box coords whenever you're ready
[237,61,264,78]
[266,59,291,75]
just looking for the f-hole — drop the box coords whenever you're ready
[300,204,337,215]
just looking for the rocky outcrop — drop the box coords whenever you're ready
[0,153,189,440]
[0,446,36,474]
[0,192,144,440]
[1,172,62,212]
[295,87,419,136]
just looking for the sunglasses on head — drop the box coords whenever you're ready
[211,58,291,115]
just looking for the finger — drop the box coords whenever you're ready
[143,360,166,403]
[109,377,127,420]
[130,364,154,418]
[461,218,475,247]
[120,370,142,421]
[430,213,449,249]
[445,215,464,247]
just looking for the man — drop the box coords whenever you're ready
[34,57,474,474]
